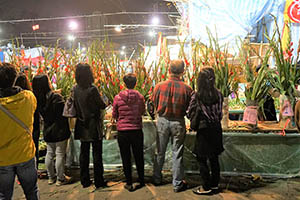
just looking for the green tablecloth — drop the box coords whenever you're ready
[68,121,300,177]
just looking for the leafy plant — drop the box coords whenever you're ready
[266,16,300,108]
[207,29,238,98]
[239,40,272,109]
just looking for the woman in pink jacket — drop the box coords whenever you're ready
[112,73,145,192]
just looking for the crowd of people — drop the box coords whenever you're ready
[0,59,225,199]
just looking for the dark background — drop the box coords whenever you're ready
[0,0,179,50]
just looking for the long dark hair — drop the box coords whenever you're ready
[15,72,32,90]
[75,63,94,88]
[196,66,220,105]
[32,74,52,107]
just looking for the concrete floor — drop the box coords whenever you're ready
[12,169,300,200]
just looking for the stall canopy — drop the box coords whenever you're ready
[176,0,300,58]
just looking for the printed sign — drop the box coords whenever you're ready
[282,100,294,116]
[243,106,258,125]
[288,0,300,23]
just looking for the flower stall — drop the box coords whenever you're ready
[4,0,300,176]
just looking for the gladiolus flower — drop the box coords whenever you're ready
[184,58,190,66]
[243,56,248,65]
[148,87,153,94]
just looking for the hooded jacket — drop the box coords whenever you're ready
[0,88,36,166]
[112,89,145,131]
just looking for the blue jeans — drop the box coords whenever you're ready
[0,158,39,200]
[153,117,186,189]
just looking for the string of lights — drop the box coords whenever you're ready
[0,11,179,24]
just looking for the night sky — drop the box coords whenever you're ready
[0,0,178,47]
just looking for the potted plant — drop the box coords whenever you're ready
[240,41,273,129]
[266,18,300,128]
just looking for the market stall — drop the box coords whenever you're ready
[66,119,300,177]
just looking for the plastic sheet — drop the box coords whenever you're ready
[68,121,300,177]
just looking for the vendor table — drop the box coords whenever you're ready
[67,120,300,177]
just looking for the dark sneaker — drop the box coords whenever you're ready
[153,180,162,186]
[211,186,219,193]
[82,181,93,188]
[124,184,134,192]
[192,186,212,195]
[56,176,72,186]
[135,182,145,190]
[173,181,188,193]
[95,181,108,188]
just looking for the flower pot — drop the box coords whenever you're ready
[243,99,258,130]
[279,95,295,129]
[221,97,229,129]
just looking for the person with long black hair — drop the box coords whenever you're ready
[187,66,224,195]
[32,74,71,186]
[73,63,107,188]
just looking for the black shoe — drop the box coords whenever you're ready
[135,182,145,190]
[211,186,219,194]
[82,181,92,188]
[152,177,162,186]
[95,181,108,188]
[124,184,134,192]
[192,186,212,195]
[173,181,188,193]
[153,180,162,186]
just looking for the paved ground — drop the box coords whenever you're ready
[12,169,300,200]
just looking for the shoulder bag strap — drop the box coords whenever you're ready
[0,104,31,134]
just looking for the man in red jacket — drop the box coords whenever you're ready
[112,73,145,192]
[151,60,193,193]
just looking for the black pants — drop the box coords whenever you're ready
[32,129,40,169]
[80,140,104,187]
[117,130,144,185]
[198,155,220,190]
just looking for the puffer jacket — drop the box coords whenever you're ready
[112,89,145,131]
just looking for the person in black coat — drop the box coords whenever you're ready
[73,63,107,188]
[32,74,71,186]
[187,67,224,195]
